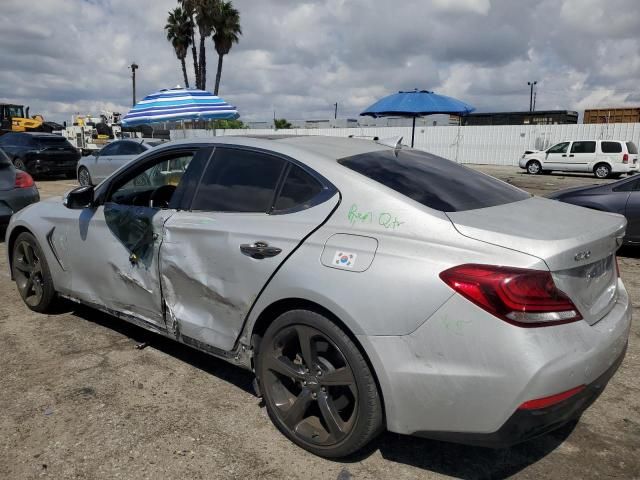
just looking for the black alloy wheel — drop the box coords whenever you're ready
[258,310,383,458]
[13,158,27,172]
[11,232,57,312]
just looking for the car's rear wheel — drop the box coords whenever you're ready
[11,232,57,313]
[526,160,542,175]
[594,163,611,179]
[257,310,383,458]
[13,158,27,172]
[78,166,92,186]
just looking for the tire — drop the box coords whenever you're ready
[13,158,27,172]
[594,163,611,179]
[256,310,383,458]
[526,160,542,175]
[11,232,57,313]
[77,166,92,186]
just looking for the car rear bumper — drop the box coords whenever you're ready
[612,162,638,173]
[413,342,626,447]
[24,156,79,175]
[0,186,39,226]
[359,279,631,446]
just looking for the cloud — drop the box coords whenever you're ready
[0,0,638,123]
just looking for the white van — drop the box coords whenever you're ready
[519,140,639,178]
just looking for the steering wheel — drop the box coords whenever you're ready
[149,184,177,209]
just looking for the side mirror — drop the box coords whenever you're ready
[64,185,94,209]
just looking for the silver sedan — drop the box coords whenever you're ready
[76,139,164,186]
[6,136,631,457]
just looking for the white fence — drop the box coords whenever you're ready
[170,123,640,166]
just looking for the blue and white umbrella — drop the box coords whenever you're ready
[121,87,239,126]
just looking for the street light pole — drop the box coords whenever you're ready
[130,63,139,106]
[334,102,338,120]
[527,81,537,112]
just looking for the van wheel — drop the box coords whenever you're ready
[594,163,611,179]
[526,160,542,175]
[256,310,383,458]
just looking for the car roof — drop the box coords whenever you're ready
[159,135,390,162]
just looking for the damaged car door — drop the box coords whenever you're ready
[61,148,203,330]
[160,146,339,351]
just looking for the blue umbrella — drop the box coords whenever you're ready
[121,87,239,127]
[360,89,475,147]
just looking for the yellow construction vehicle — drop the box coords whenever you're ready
[0,104,50,134]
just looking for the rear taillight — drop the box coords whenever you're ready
[518,385,586,410]
[623,153,629,164]
[439,264,582,327]
[15,170,34,188]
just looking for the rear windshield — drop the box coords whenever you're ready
[627,142,638,154]
[36,136,72,147]
[338,149,530,212]
[0,147,10,166]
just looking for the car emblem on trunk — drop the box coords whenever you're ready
[574,250,591,262]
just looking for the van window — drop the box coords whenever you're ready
[548,142,569,154]
[570,141,596,154]
[338,149,530,212]
[601,142,622,153]
[627,142,638,155]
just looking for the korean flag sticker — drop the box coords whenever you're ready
[333,251,357,268]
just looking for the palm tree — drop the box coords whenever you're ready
[211,1,241,95]
[165,7,193,88]
[178,0,200,88]
[193,0,218,90]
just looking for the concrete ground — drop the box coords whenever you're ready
[0,166,638,480]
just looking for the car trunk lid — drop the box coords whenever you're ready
[446,196,626,325]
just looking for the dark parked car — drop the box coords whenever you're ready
[548,175,640,244]
[0,147,39,229]
[0,132,80,178]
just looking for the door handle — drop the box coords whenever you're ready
[240,241,282,259]
[562,154,567,157]
[569,154,575,157]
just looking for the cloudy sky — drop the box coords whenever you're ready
[1,0,639,123]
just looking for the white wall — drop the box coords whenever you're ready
[170,123,640,166]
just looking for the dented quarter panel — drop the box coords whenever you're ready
[160,194,339,351]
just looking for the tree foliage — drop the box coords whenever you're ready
[274,118,292,129]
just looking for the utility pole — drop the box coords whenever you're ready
[333,102,338,119]
[527,81,537,112]
[533,91,537,112]
[130,63,139,106]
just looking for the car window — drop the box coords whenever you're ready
[601,141,622,153]
[570,141,596,154]
[613,178,640,192]
[190,148,286,213]
[627,142,638,155]
[0,147,10,166]
[273,165,323,212]
[99,143,119,156]
[108,152,194,207]
[118,142,143,155]
[339,149,530,212]
[547,142,569,154]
